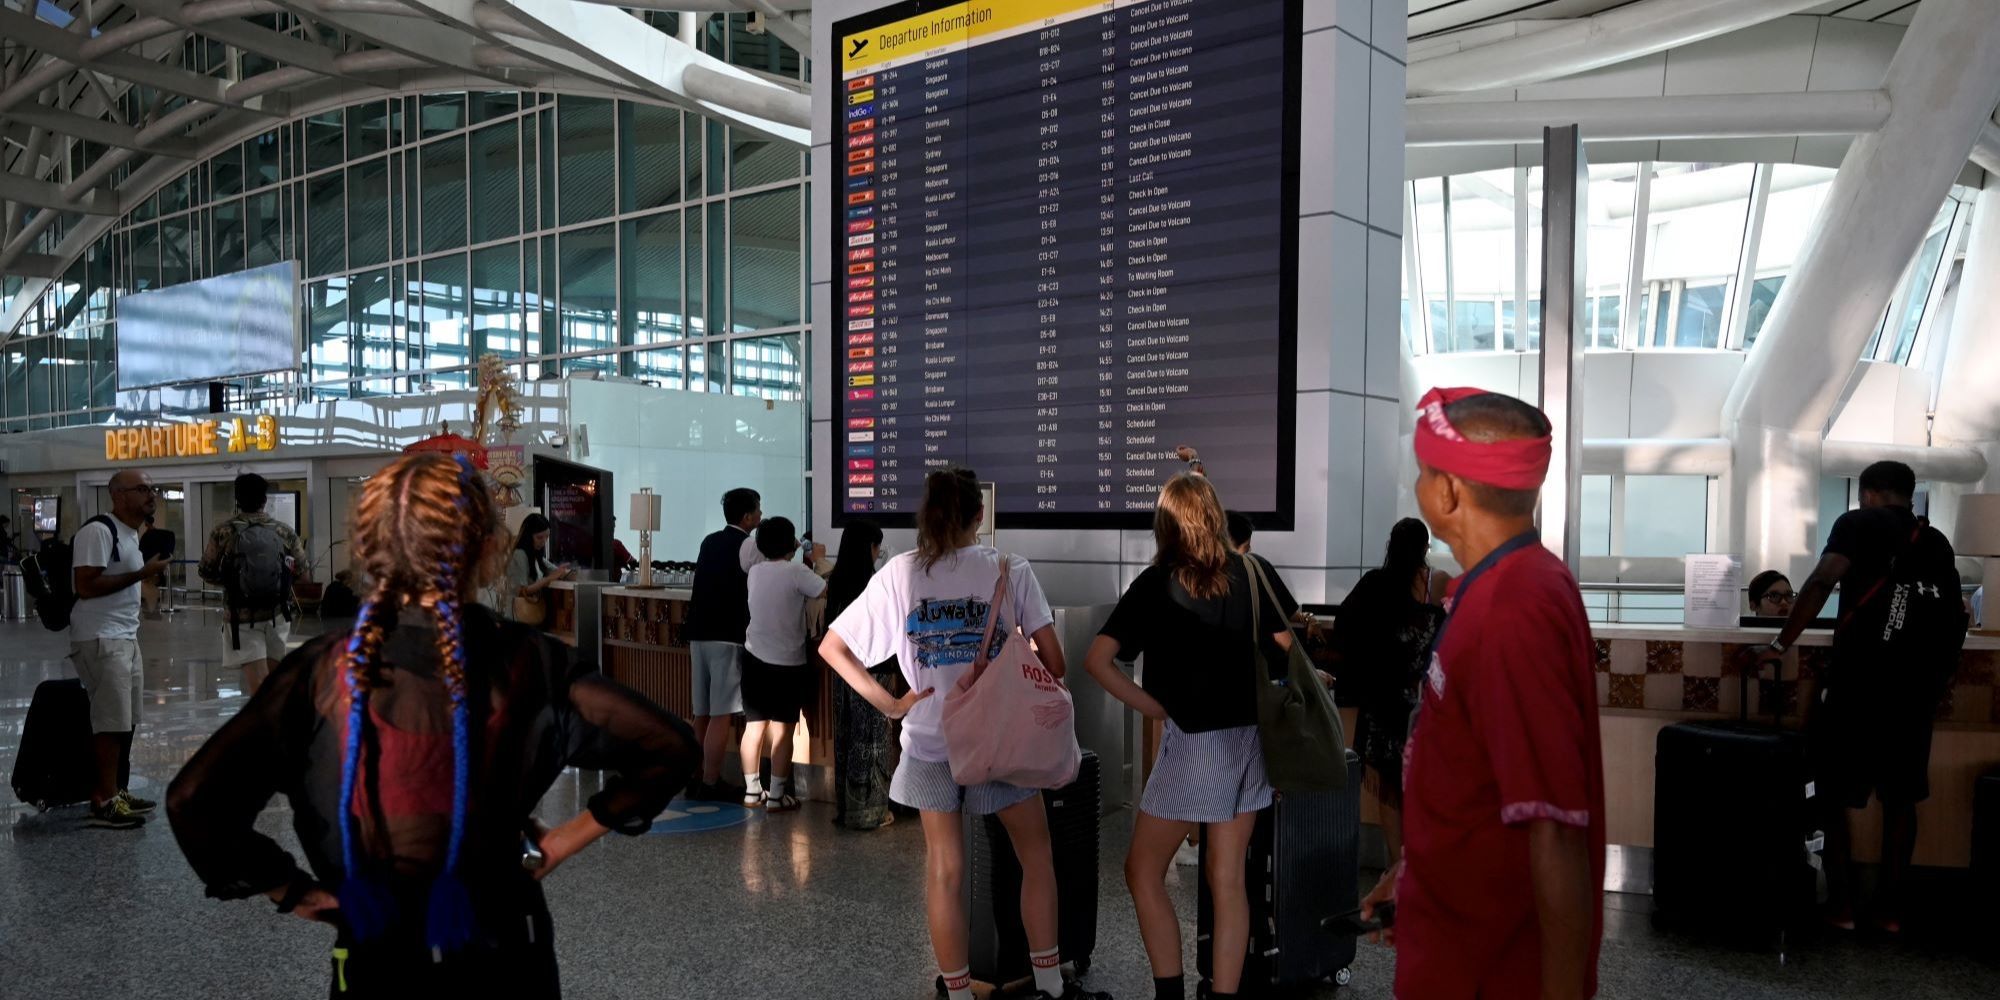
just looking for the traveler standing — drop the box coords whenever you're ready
[1362,387,1605,1000]
[72,469,173,829]
[1082,474,1294,1000]
[166,453,697,998]
[739,516,827,812]
[685,487,762,800]
[1755,460,1963,933]
[198,474,306,696]
[825,520,897,830]
[503,513,573,629]
[1331,517,1446,867]
[821,468,1110,1000]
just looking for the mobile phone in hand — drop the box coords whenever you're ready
[1323,901,1394,935]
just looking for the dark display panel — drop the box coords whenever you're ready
[831,0,1300,528]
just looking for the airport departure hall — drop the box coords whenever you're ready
[5,1,2000,998]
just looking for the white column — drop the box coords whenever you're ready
[1719,0,2000,580]
[1929,175,2000,572]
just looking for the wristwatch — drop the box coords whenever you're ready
[1764,639,1787,656]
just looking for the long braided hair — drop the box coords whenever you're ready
[336,452,498,954]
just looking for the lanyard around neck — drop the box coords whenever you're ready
[1431,530,1541,655]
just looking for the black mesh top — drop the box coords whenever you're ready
[167,604,697,902]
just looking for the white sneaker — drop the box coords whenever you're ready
[1174,842,1199,867]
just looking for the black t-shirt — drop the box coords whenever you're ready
[1332,566,1445,711]
[685,526,751,644]
[1823,504,1917,651]
[1100,555,1288,733]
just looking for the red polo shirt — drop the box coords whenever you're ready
[1395,542,1605,999]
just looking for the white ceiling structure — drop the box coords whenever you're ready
[0,0,1990,339]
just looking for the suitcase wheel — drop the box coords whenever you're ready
[1332,967,1353,988]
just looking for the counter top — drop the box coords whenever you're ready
[601,586,692,600]
[1590,621,2000,651]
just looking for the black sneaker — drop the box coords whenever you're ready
[1035,985,1112,1000]
[86,798,146,830]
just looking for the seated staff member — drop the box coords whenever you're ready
[1748,570,1796,617]
[739,516,826,813]
[1362,387,1605,1000]
[1085,474,1294,1000]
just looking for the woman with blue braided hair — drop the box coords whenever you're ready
[166,452,698,997]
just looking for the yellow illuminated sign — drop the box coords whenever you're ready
[104,415,280,462]
[842,0,1108,75]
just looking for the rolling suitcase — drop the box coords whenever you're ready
[1974,767,2000,898]
[966,750,1101,992]
[11,678,94,810]
[1197,749,1364,996]
[1652,651,1819,956]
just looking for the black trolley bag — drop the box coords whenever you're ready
[963,749,1101,993]
[1197,748,1365,996]
[1651,647,1820,958]
[11,678,94,810]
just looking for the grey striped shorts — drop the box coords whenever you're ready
[1140,722,1274,824]
[889,755,1039,816]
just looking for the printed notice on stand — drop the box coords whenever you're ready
[1684,554,1743,629]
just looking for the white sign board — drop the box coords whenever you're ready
[1684,554,1743,629]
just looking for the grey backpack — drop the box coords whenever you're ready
[225,520,293,646]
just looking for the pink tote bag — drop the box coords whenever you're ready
[940,559,1083,790]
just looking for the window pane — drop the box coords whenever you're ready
[623,211,683,343]
[686,206,706,337]
[683,111,705,199]
[621,103,683,213]
[212,143,245,199]
[730,187,801,330]
[1754,165,1838,275]
[160,214,194,287]
[58,325,89,413]
[305,111,344,173]
[1641,163,1754,349]
[730,334,800,400]
[1452,301,1496,353]
[1889,201,1955,363]
[246,131,280,189]
[307,277,351,386]
[1744,277,1784,348]
[472,244,525,358]
[1623,476,1708,557]
[347,157,390,268]
[421,136,467,255]
[470,91,519,124]
[420,93,467,138]
[305,173,344,278]
[350,268,400,379]
[417,253,470,387]
[1674,281,1727,348]
[3,342,25,419]
[245,190,281,269]
[89,324,115,409]
[558,97,616,225]
[559,224,618,364]
[212,198,246,274]
[633,346,685,388]
[470,122,520,244]
[1445,171,1513,351]
[1591,294,1622,349]
[730,127,798,190]
[707,201,727,332]
[347,102,389,159]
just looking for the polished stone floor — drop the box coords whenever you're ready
[2,612,1997,999]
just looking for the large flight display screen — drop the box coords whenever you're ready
[831,0,1300,527]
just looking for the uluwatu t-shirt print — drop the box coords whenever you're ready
[829,546,1054,762]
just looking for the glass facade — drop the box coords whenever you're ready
[1401,162,1973,361]
[0,88,807,429]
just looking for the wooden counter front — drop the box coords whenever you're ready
[597,587,836,796]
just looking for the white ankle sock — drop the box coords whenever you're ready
[743,776,763,797]
[941,966,973,1000]
[1030,946,1064,996]
[770,776,790,798]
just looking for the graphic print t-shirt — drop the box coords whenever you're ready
[829,546,1054,763]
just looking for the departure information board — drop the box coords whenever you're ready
[831,0,1299,527]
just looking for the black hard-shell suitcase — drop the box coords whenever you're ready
[1974,767,2000,897]
[1197,749,1364,995]
[965,750,1101,991]
[11,678,94,810]
[1652,653,1818,956]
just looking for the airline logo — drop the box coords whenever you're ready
[847,103,875,120]
[848,146,876,163]
[847,303,875,318]
[850,317,876,331]
[848,338,876,352]
[850,490,876,501]
[848,388,875,401]
[847,218,876,235]
[851,131,876,148]
[849,288,876,303]
[847,417,876,430]
[849,443,877,456]
[849,473,877,486]
[850,359,876,372]
[847,189,875,206]
[848,246,875,262]
[846,75,876,92]
[849,233,876,248]
[847,204,875,219]
[849,374,876,387]
[847,161,876,178]
[847,261,875,275]
[849,277,876,292]
[847,172,871,189]
[850,458,877,471]
[848,90,875,105]
[849,432,877,445]
[848,118,876,134]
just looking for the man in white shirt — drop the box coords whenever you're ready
[740,517,828,812]
[72,469,172,830]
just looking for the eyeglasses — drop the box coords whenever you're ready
[113,485,163,496]
[1762,591,1796,604]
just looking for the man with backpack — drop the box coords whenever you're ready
[1757,460,1966,934]
[198,474,305,697]
[71,470,173,829]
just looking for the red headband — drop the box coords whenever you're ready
[1413,386,1553,491]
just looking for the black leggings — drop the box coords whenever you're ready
[329,899,559,998]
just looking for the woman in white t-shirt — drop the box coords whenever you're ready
[740,516,827,813]
[821,469,1107,1000]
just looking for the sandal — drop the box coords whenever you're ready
[765,793,801,814]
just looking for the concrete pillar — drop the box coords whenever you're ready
[1927,175,2000,579]
[1719,0,2000,580]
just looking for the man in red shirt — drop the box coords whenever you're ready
[1362,388,1605,999]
